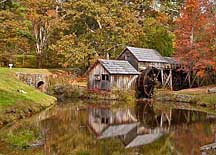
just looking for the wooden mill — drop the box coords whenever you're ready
[118,46,178,98]
[87,46,179,98]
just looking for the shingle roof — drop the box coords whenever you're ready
[99,59,139,75]
[163,57,178,64]
[99,123,139,139]
[125,133,164,148]
[126,46,167,63]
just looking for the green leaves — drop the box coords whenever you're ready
[50,34,94,68]
[0,0,182,68]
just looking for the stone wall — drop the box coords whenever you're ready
[16,72,49,92]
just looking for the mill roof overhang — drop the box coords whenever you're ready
[119,46,168,63]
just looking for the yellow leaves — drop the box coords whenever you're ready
[46,10,58,18]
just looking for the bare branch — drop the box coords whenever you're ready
[0,0,8,4]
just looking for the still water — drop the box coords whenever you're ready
[1,99,216,155]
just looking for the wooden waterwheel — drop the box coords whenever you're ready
[137,67,159,98]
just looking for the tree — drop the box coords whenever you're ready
[23,0,65,68]
[174,0,216,78]
[0,0,33,63]
[50,34,94,68]
[141,17,174,56]
[60,0,144,60]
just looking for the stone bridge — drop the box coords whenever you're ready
[16,72,50,92]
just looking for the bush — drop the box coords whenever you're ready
[112,89,136,103]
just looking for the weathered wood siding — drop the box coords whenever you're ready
[88,63,138,90]
[110,75,138,90]
[138,62,168,71]
[88,63,110,90]
[118,50,173,71]
[118,50,139,70]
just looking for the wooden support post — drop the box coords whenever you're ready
[160,113,163,127]
[161,69,164,85]
[164,72,171,88]
[170,69,173,90]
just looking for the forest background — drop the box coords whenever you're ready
[0,0,215,76]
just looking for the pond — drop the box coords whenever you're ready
[0,99,216,155]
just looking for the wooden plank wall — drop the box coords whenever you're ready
[88,63,138,90]
[111,75,138,90]
[118,50,139,70]
[88,63,109,89]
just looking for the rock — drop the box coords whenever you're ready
[53,85,65,95]
[175,94,194,103]
[17,89,27,94]
[208,88,216,94]
[31,139,44,148]
[57,94,65,102]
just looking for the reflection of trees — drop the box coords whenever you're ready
[139,134,177,155]
[135,102,216,155]
[135,102,215,133]
[40,106,91,155]
[38,102,216,155]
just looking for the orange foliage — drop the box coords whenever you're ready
[174,0,216,75]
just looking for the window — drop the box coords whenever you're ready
[101,117,109,124]
[101,117,105,123]
[102,74,109,81]
[94,74,101,81]
[106,118,109,124]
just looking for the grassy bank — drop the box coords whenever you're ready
[154,87,216,107]
[0,68,56,126]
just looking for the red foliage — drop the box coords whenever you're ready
[174,0,216,76]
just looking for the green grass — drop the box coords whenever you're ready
[0,67,56,108]
[0,120,42,149]
[6,130,36,148]
[155,88,216,107]
[197,94,216,105]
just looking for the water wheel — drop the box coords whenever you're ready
[137,67,159,98]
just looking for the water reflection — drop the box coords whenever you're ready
[17,101,216,155]
[86,102,216,154]
[87,103,216,149]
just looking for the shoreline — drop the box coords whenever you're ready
[154,88,216,108]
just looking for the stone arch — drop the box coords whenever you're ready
[37,81,45,88]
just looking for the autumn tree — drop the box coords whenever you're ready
[22,0,66,68]
[175,0,216,85]
[0,0,33,65]
[50,34,94,68]
[49,0,144,68]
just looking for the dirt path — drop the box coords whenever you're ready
[178,85,216,94]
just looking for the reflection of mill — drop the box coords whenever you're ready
[88,103,216,148]
[139,103,216,133]
[87,105,164,148]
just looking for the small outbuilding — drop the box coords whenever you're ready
[87,59,140,90]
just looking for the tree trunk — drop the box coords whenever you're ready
[34,23,48,68]
[37,53,43,68]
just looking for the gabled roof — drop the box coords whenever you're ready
[124,46,167,63]
[99,123,139,139]
[125,133,164,148]
[99,59,139,75]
